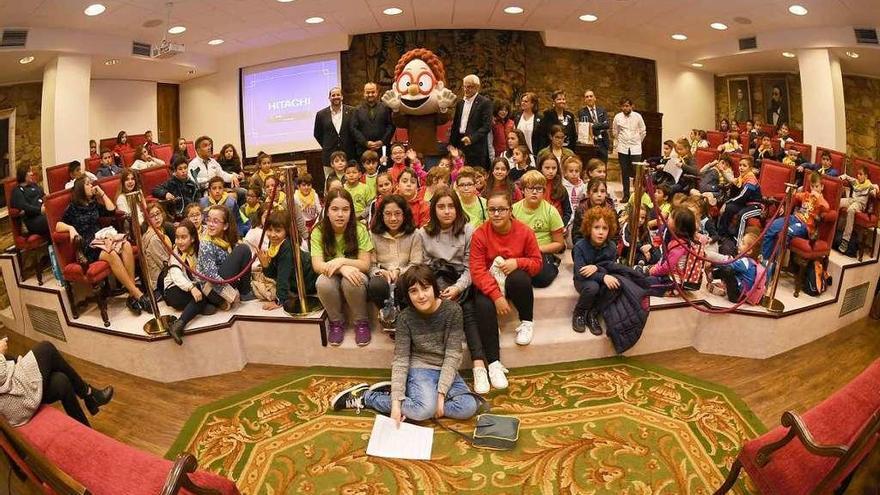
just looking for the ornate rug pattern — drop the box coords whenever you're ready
[167,358,764,494]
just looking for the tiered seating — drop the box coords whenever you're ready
[706,130,726,149]
[121,148,137,167]
[785,141,813,162]
[816,147,846,175]
[2,177,48,285]
[790,174,841,297]
[152,143,173,164]
[138,164,171,202]
[695,148,719,169]
[43,188,112,326]
[847,158,880,260]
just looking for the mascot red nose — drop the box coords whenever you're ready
[382,48,457,161]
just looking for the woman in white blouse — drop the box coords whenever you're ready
[514,92,542,155]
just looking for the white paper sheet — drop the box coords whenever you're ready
[366,414,434,460]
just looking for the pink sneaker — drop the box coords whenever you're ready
[354,320,371,346]
[327,321,345,346]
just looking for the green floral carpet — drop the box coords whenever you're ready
[167,358,764,494]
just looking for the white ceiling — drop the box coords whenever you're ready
[1,0,879,83]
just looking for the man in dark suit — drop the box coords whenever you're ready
[449,74,492,170]
[350,82,395,158]
[313,87,355,170]
[577,89,610,163]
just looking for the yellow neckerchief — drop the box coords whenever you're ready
[206,191,229,206]
[176,246,196,270]
[295,188,316,209]
[241,202,260,218]
[267,239,282,259]
[201,233,231,252]
[258,169,274,183]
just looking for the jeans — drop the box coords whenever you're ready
[762,216,807,261]
[364,368,479,421]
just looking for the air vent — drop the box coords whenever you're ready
[132,41,152,57]
[854,28,878,44]
[26,304,66,341]
[0,29,28,48]
[839,282,870,317]
[739,37,757,50]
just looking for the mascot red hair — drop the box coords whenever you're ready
[381,48,457,160]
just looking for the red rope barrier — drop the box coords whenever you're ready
[135,186,278,285]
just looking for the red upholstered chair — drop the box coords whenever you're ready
[846,158,880,260]
[761,124,776,137]
[727,152,747,177]
[43,189,112,326]
[789,128,804,143]
[99,137,117,152]
[121,149,137,167]
[2,177,48,284]
[186,140,196,159]
[789,174,841,297]
[7,406,240,495]
[715,359,880,495]
[815,147,846,176]
[45,163,71,193]
[695,148,720,169]
[127,133,147,148]
[152,143,173,164]
[759,160,796,203]
[785,141,813,163]
[706,131,726,149]
[85,157,102,174]
[138,165,171,202]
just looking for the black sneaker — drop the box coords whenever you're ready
[587,310,603,336]
[368,381,392,394]
[331,383,368,412]
[572,312,587,333]
[138,294,153,313]
[838,239,849,253]
[168,319,185,346]
[126,296,142,315]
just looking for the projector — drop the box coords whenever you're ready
[151,40,185,59]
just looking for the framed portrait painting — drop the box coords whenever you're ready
[727,78,751,123]
[762,77,790,128]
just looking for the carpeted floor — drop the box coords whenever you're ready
[167,357,764,494]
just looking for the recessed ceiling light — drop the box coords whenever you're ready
[846,51,859,58]
[84,4,106,16]
[305,16,324,24]
[579,14,598,22]
[104,59,119,65]
[277,0,295,3]
[503,6,524,14]
[19,56,34,64]
[691,62,704,68]
[782,51,796,58]
[788,4,808,15]
[208,39,224,45]
[671,33,688,41]
[383,7,403,15]
[168,25,186,34]
[733,16,752,24]
[710,22,728,30]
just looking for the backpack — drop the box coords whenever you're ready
[803,259,832,297]
[745,261,767,305]
[673,241,705,291]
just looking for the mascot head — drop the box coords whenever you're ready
[392,48,447,116]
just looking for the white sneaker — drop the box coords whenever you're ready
[488,361,509,390]
[472,367,490,394]
[515,321,534,346]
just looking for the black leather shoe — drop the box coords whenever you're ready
[587,311,603,336]
[138,294,153,313]
[84,385,114,415]
[126,296,142,315]
[168,320,185,345]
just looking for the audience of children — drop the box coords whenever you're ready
[761,172,829,273]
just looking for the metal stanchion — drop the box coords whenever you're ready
[761,183,797,313]
[626,162,647,267]
[126,191,177,335]
[281,165,322,316]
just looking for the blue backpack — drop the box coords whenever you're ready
[803,259,832,297]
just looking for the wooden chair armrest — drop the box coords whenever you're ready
[755,411,849,467]
[160,453,221,495]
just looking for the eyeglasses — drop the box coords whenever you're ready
[525,186,544,193]
[488,207,510,215]
[457,182,475,188]
[383,211,404,218]
[206,217,225,225]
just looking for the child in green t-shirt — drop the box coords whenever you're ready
[361,149,379,203]
[344,161,371,221]
[455,167,488,227]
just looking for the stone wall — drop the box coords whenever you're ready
[714,74,802,130]
[0,82,41,175]
[341,30,657,114]
[843,75,880,161]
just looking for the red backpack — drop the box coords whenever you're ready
[673,241,705,291]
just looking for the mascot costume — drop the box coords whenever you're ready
[381,48,457,162]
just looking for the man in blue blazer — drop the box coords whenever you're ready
[449,74,493,170]
[577,89,611,163]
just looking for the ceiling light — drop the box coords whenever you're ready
[710,22,728,30]
[277,0,295,2]
[691,62,704,68]
[208,39,224,45]
[671,33,688,41]
[84,4,106,16]
[503,6,524,14]
[104,59,119,65]
[579,14,598,22]
[782,51,796,58]
[846,51,859,58]
[168,25,186,34]
[305,16,324,24]
[788,5,808,15]
[383,7,403,15]
[18,56,34,64]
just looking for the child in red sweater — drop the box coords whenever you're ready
[471,190,543,381]
[397,168,430,227]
